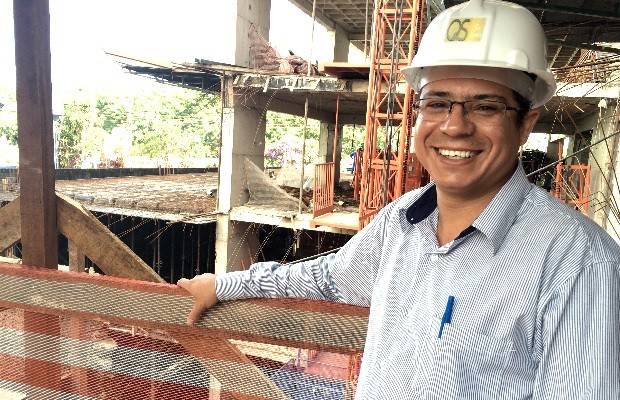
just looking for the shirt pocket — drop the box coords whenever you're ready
[412,316,512,399]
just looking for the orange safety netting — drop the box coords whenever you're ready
[0,262,367,400]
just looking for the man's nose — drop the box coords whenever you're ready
[440,103,475,136]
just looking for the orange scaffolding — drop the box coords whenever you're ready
[358,0,426,228]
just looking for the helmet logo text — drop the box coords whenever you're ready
[446,18,486,42]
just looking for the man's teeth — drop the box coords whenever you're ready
[438,149,476,158]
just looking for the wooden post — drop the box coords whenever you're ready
[13,0,60,395]
[68,241,86,272]
[14,0,57,267]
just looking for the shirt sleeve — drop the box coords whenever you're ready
[215,204,393,307]
[533,259,620,398]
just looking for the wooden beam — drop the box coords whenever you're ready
[0,198,21,253]
[14,0,57,268]
[56,193,165,283]
[67,241,85,273]
[56,195,289,398]
[3,196,290,398]
[56,195,285,398]
[13,1,60,393]
[176,335,289,400]
[0,194,287,400]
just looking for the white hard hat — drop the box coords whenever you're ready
[402,0,556,108]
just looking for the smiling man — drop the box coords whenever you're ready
[178,0,620,398]
[410,75,540,244]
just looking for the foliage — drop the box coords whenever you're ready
[0,85,367,170]
[56,98,90,168]
[0,125,17,146]
[265,111,320,143]
[54,87,221,168]
[0,89,18,146]
[340,124,366,160]
[264,111,365,168]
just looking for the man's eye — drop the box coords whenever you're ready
[425,101,449,110]
[472,102,501,112]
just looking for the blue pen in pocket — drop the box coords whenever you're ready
[438,295,455,338]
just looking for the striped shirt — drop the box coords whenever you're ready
[217,166,620,399]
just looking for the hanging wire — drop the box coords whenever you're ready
[298,0,318,213]
[526,128,620,177]
[381,0,406,207]
[361,1,384,212]
[299,94,310,213]
[364,0,370,59]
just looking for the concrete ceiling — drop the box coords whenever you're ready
[283,0,620,132]
[288,0,620,71]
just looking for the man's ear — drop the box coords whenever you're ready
[519,109,540,146]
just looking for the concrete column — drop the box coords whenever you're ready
[328,24,349,62]
[587,100,619,242]
[215,0,270,275]
[318,122,343,185]
[235,0,271,67]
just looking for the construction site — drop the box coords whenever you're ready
[0,0,619,399]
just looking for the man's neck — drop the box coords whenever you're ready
[435,189,498,246]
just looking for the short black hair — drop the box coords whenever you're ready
[512,90,531,126]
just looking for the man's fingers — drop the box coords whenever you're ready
[186,301,206,326]
[177,274,218,326]
[177,278,190,291]
[178,278,203,325]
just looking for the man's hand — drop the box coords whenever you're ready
[177,273,219,325]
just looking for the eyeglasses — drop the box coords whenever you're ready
[414,98,521,125]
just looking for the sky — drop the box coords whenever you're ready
[0,0,334,108]
[0,0,340,166]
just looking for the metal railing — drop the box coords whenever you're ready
[313,162,335,218]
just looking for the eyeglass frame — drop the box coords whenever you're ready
[413,98,521,124]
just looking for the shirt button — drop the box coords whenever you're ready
[430,254,439,262]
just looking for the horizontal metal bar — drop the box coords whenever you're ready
[512,1,620,20]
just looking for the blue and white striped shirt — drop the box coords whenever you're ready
[217,166,620,399]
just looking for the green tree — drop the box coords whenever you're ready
[96,96,129,132]
[0,125,17,146]
[129,89,220,162]
[56,98,91,167]
[53,87,221,167]
[0,89,18,146]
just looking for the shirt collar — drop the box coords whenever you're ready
[405,184,476,240]
[473,165,532,252]
[404,165,532,251]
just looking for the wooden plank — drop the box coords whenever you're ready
[56,193,165,283]
[67,241,85,273]
[318,62,371,79]
[14,0,57,268]
[0,198,21,252]
[55,195,287,398]
[177,335,289,400]
[13,1,60,394]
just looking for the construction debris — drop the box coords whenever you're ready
[249,24,320,76]
[244,157,300,211]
